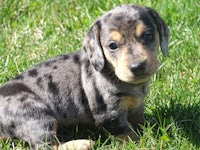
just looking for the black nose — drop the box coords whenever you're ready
[130,61,146,75]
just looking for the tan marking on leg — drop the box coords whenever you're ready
[110,30,122,42]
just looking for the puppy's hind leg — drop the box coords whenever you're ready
[10,113,58,149]
[23,118,58,149]
[0,94,58,149]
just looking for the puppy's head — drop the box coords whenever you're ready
[83,4,169,83]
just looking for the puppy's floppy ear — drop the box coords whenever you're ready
[83,20,104,71]
[147,8,170,56]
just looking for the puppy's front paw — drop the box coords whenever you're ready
[58,139,94,150]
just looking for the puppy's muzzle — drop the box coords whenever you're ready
[130,61,146,76]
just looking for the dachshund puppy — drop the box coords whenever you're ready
[0,4,169,150]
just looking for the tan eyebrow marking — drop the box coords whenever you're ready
[135,22,145,36]
[110,30,122,42]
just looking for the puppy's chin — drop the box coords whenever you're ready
[115,71,151,84]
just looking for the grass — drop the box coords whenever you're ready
[0,0,199,149]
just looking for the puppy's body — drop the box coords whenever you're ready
[0,50,147,143]
[0,52,90,144]
[0,4,169,149]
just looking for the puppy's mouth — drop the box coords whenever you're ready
[114,58,159,83]
[116,71,151,84]
[115,66,154,84]
[131,75,152,84]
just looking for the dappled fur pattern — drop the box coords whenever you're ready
[0,4,169,149]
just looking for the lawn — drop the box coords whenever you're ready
[0,0,199,149]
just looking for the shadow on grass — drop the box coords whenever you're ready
[146,101,200,147]
[57,124,109,144]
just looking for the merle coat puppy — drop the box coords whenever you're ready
[0,4,169,149]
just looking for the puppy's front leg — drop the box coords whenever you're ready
[128,104,144,132]
[116,105,144,142]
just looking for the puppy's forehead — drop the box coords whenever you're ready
[101,5,155,31]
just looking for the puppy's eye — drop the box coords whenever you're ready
[108,42,118,50]
[141,33,154,41]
